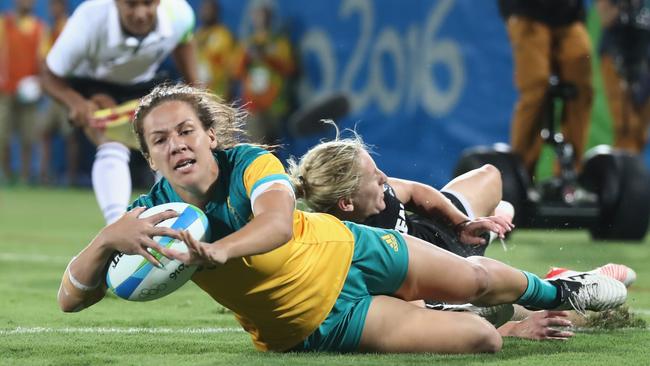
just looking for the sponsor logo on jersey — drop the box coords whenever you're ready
[382,234,399,252]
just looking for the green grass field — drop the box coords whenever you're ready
[1,187,649,365]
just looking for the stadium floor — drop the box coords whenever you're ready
[1,187,648,365]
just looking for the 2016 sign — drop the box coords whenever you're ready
[298,0,465,117]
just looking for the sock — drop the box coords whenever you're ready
[515,271,561,309]
[92,142,131,224]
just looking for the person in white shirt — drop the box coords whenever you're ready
[41,0,199,224]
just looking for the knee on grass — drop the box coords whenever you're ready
[450,313,502,354]
[469,323,502,353]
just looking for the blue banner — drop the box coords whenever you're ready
[279,0,516,187]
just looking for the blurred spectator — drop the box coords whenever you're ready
[40,0,198,224]
[0,0,48,184]
[596,0,650,153]
[39,0,78,185]
[499,0,593,178]
[196,0,235,101]
[232,0,296,145]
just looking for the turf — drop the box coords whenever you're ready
[1,187,648,365]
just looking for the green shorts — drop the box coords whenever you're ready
[292,222,409,353]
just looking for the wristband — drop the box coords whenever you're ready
[66,256,101,291]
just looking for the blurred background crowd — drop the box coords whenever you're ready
[0,0,649,192]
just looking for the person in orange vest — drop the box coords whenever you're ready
[0,0,48,184]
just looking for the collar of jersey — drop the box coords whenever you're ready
[158,152,228,213]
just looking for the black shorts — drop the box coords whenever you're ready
[66,76,167,188]
[407,191,489,257]
[65,76,166,104]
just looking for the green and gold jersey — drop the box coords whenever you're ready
[130,144,354,351]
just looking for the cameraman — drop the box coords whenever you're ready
[597,0,650,153]
[498,0,593,178]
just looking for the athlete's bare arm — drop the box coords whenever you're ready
[172,39,200,86]
[40,64,96,127]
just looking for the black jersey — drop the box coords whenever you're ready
[363,184,488,257]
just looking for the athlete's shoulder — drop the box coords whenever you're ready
[128,178,180,210]
[226,144,271,164]
[64,0,111,35]
[161,0,194,14]
[160,0,195,29]
[232,143,269,155]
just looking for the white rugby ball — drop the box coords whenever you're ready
[106,202,209,301]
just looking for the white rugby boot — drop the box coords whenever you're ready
[547,272,627,315]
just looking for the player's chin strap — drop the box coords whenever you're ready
[66,256,102,291]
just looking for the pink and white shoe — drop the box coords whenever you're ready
[545,263,636,288]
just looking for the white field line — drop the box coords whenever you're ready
[0,327,243,335]
[0,253,70,264]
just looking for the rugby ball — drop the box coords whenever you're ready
[106,202,209,301]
